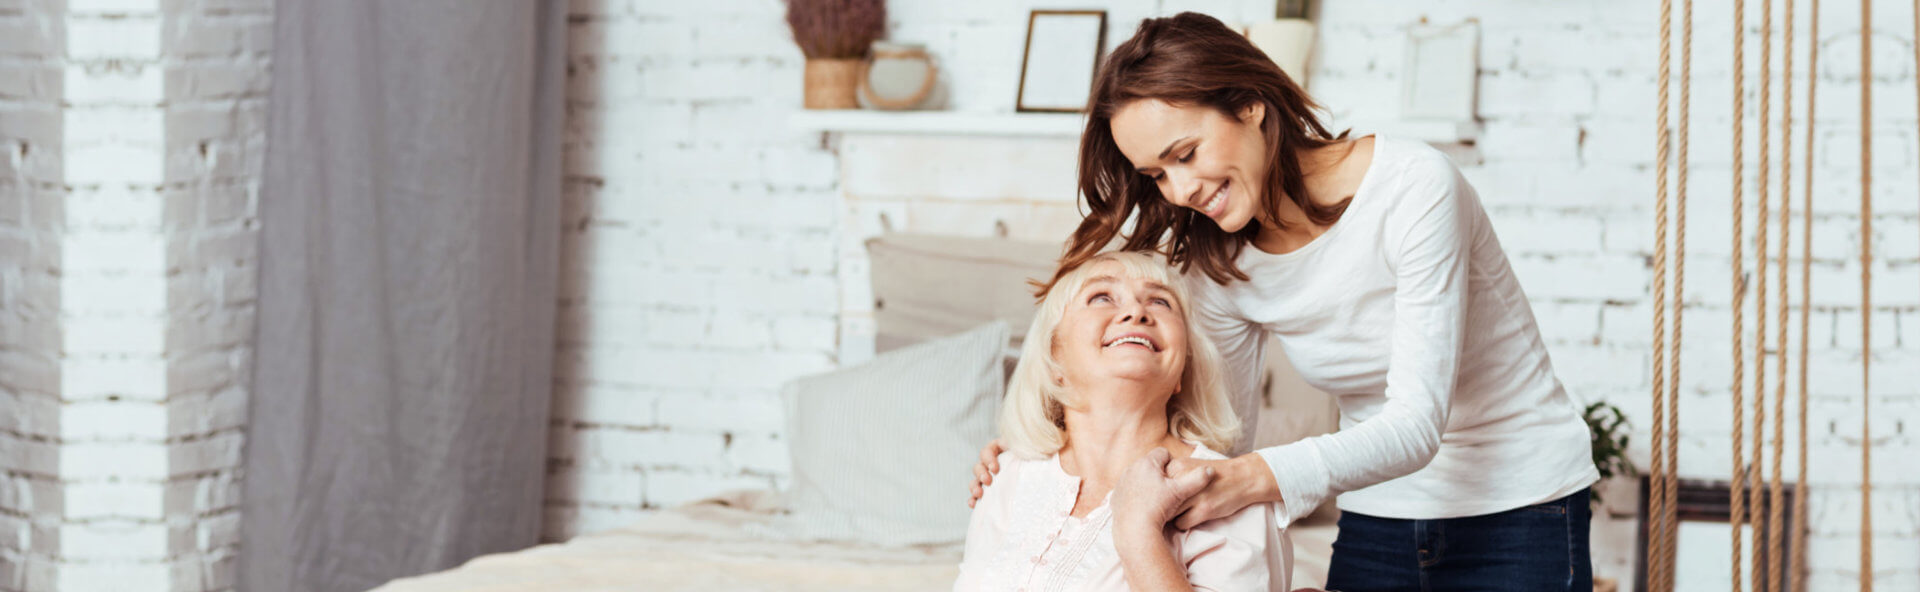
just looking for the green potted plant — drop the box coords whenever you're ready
[1584,400,1636,510]
[1584,400,1635,592]
[784,0,885,109]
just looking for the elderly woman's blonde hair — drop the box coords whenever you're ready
[999,250,1241,459]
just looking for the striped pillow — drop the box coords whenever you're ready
[777,321,1010,546]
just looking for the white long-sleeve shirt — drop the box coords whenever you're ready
[1186,135,1599,524]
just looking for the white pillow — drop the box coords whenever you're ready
[776,321,1010,546]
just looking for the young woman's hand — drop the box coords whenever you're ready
[966,439,1004,508]
[1164,453,1283,530]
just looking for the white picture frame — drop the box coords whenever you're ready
[1016,10,1107,113]
[1401,19,1479,122]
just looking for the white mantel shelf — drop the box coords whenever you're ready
[789,109,1482,144]
[790,110,1086,137]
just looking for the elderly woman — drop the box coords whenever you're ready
[953,251,1291,591]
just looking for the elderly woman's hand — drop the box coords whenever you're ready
[1109,447,1215,552]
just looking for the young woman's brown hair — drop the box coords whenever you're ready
[1040,11,1348,297]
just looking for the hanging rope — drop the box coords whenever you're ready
[1768,0,1795,585]
[1750,0,1776,584]
[1790,1,1818,590]
[1650,0,1675,583]
[1856,0,1874,587]
[1665,0,1695,586]
[1729,0,1751,587]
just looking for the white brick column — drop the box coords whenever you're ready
[59,0,169,589]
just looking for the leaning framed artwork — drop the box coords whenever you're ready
[1634,477,1799,591]
[1016,10,1107,113]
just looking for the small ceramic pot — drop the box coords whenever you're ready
[858,42,938,111]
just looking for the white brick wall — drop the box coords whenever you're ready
[0,1,66,589]
[545,0,832,540]
[159,0,269,589]
[555,0,1919,590]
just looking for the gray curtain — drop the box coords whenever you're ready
[239,2,565,591]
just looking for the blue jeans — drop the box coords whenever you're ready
[1324,488,1592,592]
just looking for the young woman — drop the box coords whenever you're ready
[971,13,1598,591]
[955,251,1291,591]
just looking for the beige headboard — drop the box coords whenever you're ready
[864,233,1338,451]
[866,233,1062,353]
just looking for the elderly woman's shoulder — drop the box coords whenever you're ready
[991,450,1050,483]
[1189,442,1232,461]
[994,449,1031,467]
[978,449,1054,505]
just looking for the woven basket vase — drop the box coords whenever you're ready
[803,58,862,109]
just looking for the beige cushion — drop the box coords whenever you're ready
[778,321,1010,546]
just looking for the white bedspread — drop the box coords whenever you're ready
[370,490,1335,591]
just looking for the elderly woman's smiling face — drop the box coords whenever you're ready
[1051,260,1190,399]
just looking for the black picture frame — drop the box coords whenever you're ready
[1635,477,1800,591]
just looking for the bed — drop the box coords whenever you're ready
[371,490,1338,591]
[372,233,1343,591]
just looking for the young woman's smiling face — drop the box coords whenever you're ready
[1108,99,1269,233]
[1052,260,1190,397]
